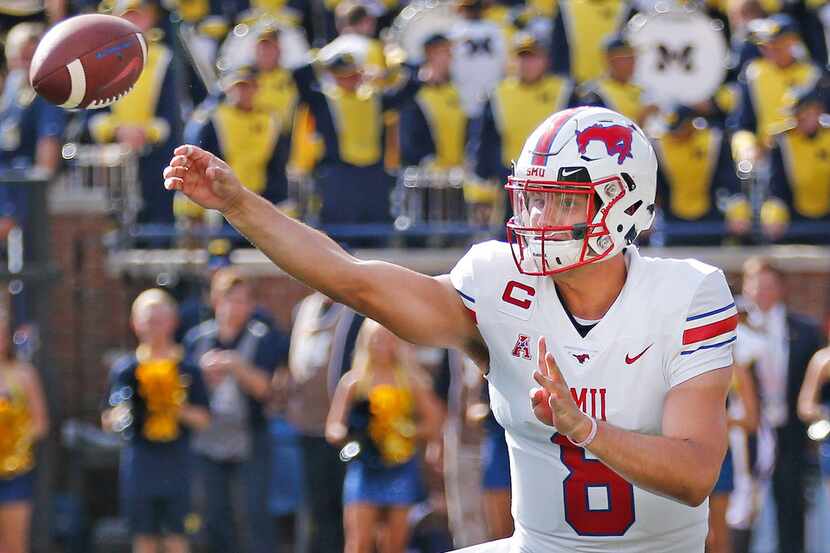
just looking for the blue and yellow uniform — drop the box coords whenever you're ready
[576,76,647,125]
[343,367,424,506]
[549,0,629,84]
[0,68,65,233]
[766,121,830,240]
[475,74,574,182]
[89,28,181,224]
[728,16,822,156]
[0,367,36,503]
[0,70,66,172]
[292,58,422,225]
[654,114,740,233]
[186,93,287,204]
[399,80,467,169]
[107,348,209,536]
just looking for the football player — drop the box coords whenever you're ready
[162,107,735,552]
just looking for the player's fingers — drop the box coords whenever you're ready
[533,370,558,396]
[168,155,190,168]
[164,177,182,190]
[173,144,206,159]
[529,386,548,406]
[538,336,549,377]
[163,166,186,180]
[173,144,192,157]
[544,352,567,388]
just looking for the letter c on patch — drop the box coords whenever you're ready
[502,281,536,310]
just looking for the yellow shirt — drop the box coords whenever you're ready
[89,38,172,145]
[777,127,830,218]
[415,83,467,169]
[254,68,298,136]
[656,128,721,220]
[745,59,820,147]
[492,75,573,166]
[324,85,383,167]
[213,105,280,194]
[562,0,628,83]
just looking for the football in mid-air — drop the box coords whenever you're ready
[29,14,146,110]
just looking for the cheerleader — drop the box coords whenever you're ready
[797,335,830,499]
[0,311,48,553]
[326,320,443,553]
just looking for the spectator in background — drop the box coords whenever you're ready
[727,300,772,553]
[327,0,386,84]
[102,289,210,553]
[184,268,288,553]
[740,257,824,553]
[797,328,830,500]
[185,66,287,208]
[762,85,830,243]
[652,105,747,245]
[176,243,277,342]
[284,291,363,553]
[326,319,442,553]
[449,0,506,120]
[252,24,299,208]
[724,0,765,82]
[476,31,574,186]
[729,14,820,168]
[0,308,48,553]
[291,51,421,228]
[576,34,657,126]
[88,0,181,225]
[266,367,303,553]
[707,351,760,553]
[0,21,66,175]
[399,33,467,171]
[550,0,630,84]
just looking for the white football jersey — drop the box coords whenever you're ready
[450,242,736,553]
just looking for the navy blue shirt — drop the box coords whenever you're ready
[107,353,210,450]
[183,319,290,429]
[0,73,66,172]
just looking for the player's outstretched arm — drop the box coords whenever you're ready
[163,146,483,358]
[533,337,731,507]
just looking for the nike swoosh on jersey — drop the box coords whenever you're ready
[625,343,653,364]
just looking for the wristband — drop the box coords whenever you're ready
[568,416,598,448]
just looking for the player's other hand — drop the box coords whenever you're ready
[531,337,591,441]
[163,145,244,213]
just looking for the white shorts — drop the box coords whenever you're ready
[449,537,512,553]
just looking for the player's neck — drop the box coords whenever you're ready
[552,255,627,321]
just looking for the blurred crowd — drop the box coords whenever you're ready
[1,0,830,248]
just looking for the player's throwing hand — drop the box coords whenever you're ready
[531,337,592,442]
[163,145,245,212]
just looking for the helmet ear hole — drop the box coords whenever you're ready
[624,226,638,244]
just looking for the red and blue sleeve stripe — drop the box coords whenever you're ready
[680,302,738,355]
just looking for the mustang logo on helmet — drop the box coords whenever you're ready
[576,123,635,165]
